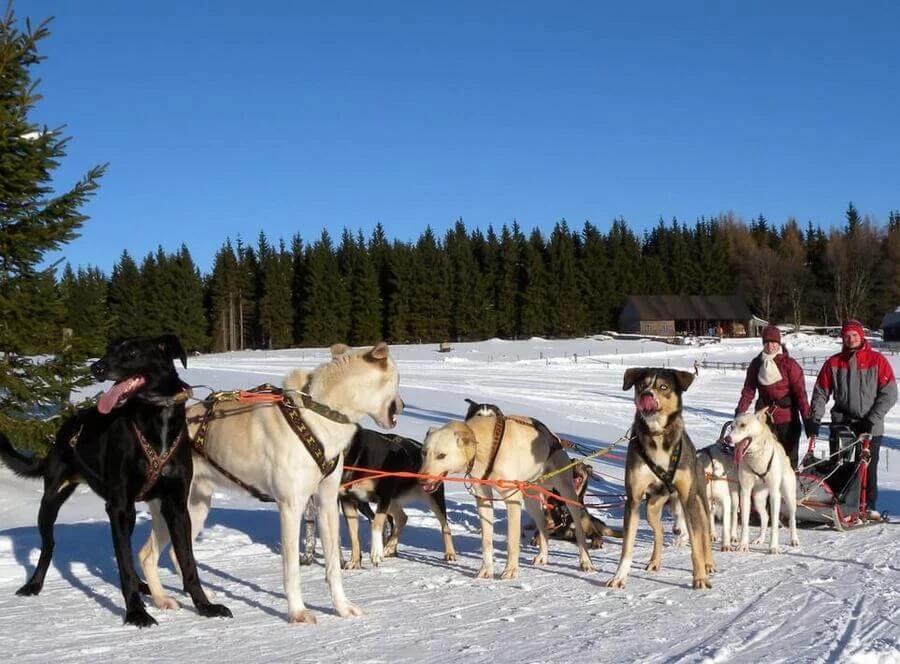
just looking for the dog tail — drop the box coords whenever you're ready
[0,432,46,479]
[593,520,623,539]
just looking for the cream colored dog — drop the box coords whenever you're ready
[139,343,404,624]
[729,411,799,554]
[420,418,595,580]
[674,444,740,549]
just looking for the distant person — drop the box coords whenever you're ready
[735,325,813,468]
[809,320,897,520]
[693,359,699,376]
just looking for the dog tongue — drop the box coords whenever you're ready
[98,376,146,414]
[638,393,657,413]
[734,440,748,466]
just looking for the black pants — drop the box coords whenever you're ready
[769,419,801,469]
[830,423,882,511]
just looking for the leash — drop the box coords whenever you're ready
[533,427,634,485]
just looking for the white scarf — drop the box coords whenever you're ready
[757,348,783,386]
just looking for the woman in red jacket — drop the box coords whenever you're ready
[735,325,814,468]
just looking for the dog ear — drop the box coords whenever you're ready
[456,424,476,448]
[330,343,350,358]
[157,334,187,368]
[622,368,650,391]
[364,342,390,364]
[755,410,769,424]
[671,369,695,393]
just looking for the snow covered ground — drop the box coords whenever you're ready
[1,334,898,663]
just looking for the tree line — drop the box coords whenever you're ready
[3,4,899,447]
[59,206,900,357]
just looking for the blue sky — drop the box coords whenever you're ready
[22,1,900,274]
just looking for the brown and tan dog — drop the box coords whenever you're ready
[607,367,715,589]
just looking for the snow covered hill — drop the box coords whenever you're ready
[1,335,897,663]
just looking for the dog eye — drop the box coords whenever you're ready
[436,453,446,460]
[660,384,669,391]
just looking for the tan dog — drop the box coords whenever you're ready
[608,368,715,589]
[420,417,596,580]
[139,343,404,624]
[729,411,800,553]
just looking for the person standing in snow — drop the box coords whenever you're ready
[809,320,897,520]
[735,325,814,469]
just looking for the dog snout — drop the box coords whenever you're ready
[390,394,404,419]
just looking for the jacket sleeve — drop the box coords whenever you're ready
[865,353,898,423]
[810,359,833,422]
[787,359,811,420]
[736,358,759,414]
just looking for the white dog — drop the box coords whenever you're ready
[420,418,596,580]
[697,443,740,549]
[729,411,799,553]
[139,343,404,624]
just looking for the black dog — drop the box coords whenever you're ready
[339,428,458,568]
[0,335,232,627]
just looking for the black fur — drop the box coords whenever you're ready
[340,428,452,561]
[463,398,503,421]
[0,335,231,627]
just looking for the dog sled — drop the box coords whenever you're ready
[796,423,881,530]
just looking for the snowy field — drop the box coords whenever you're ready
[1,334,898,663]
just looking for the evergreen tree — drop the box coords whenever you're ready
[167,244,207,351]
[494,224,519,338]
[407,226,450,342]
[347,231,381,345]
[107,250,144,339]
[290,233,306,344]
[580,221,611,331]
[60,264,109,356]
[546,220,587,336]
[208,239,241,351]
[302,229,349,345]
[0,6,106,446]
[445,219,480,341]
[368,224,397,342]
[519,229,550,337]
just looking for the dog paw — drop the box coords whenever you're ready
[289,609,317,625]
[343,559,363,570]
[383,545,398,558]
[298,554,314,566]
[790,538,800,547]
[370,554,383,567]
[444,552,458,562]
[644,559,661,572]
[336,603,364,618]
[579,559,596,573]
[153,595,181,610]
[124,608,158,628]
[738,542,749,552]
[475,568,493,580]
[768,546,781,555]
[16,581,42,596]
[705,563,716,574]
[752,536,765,545]
[692,577,712,590]
[500,567,519,580]
[531,552,548,566]
[606,577,626,589]
[711,534,721,543]
[198,603,233,619]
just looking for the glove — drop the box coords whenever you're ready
[804,418,820,439]
[860,419,874,435]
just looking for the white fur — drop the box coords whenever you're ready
[139,343,403,623]
[731,411,800,554]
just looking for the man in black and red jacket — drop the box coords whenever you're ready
[735,325,814,469]
[809,320,897,520]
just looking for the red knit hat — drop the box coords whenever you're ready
[841,320,865,340]
[762,325,781,344]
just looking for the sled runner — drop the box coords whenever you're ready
[796,423,884,530]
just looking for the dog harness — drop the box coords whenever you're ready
[131,422,186,501]
[472,414,564,480]
[192,384,340,492]
[635,435,682,494]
